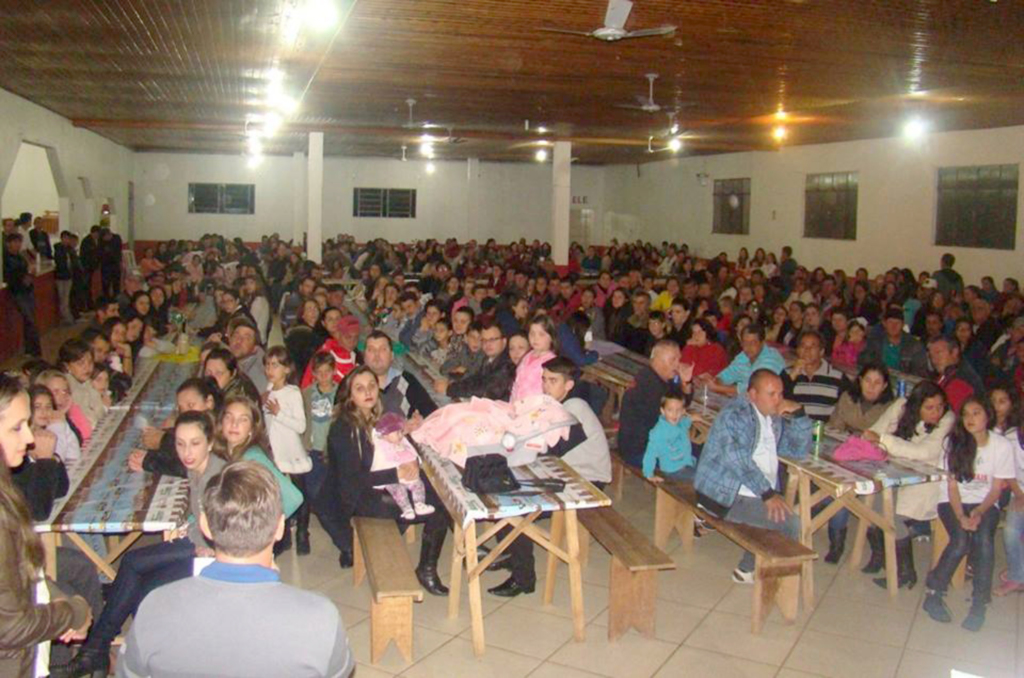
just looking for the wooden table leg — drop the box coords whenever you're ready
[881,488,898,597]
[848,495,870,573]
[65,533,118,580]
[464,521,486,656]
[564,509,586,642]
[447,523,464,619]
[797,471,815,611]
[543,512,565,605]
[42,533,58,580]
[931,517,966,589]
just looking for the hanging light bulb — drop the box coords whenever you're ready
[535,149,548,162]
[668,137,683,152]
[772,125,788,141]
[425,161,436,174]
[903,116,928,140]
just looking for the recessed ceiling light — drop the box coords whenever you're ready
[535,149,548,162]
[668,137,683,152]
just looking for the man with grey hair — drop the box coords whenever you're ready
[617,339,694,468]
[118,461,354,677]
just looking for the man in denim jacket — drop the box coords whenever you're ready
[695,369,813,583]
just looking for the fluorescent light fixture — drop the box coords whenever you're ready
[302,0,340,30]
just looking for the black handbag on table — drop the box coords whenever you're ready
[462,454,521,495]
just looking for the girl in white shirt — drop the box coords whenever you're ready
[990,385,1024,597]
[262,346,310,555]
[923,397,1016,632]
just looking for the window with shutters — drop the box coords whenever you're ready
[712,178,751,234]
[936,164,1018,250]
[804,171,858,240]
[187,183,255,215]
[353,188,417,218]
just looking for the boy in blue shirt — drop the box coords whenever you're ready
[642,387,700,482]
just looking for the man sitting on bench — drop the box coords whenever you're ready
[487,357,612,597]
[694,369,813,584]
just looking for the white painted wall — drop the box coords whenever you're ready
[0,88,133,235]
[603,126,1024,284]
[133,151,608,245]
[1,143,59,220]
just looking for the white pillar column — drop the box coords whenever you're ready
[292,151,305,246]
[465,157,479,242]
[306,133,323,263]
[550,141,571,265]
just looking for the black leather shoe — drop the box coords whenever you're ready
[338,550,354,569]
[295,530,311,556]
[487,576,535,598]
[273,527,292,556]
[64,648,110,678]
[416,565,449,596]
[486,553,512,572]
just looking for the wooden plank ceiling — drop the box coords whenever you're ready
[1,0,1022,164]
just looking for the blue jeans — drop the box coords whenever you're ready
[725,495,801,572]
[84,537,195,652]
[1003,508,1024,585]
[926,502,1000,604]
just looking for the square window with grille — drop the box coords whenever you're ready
[353,188,417,218]
[804,171,858,240]
[713,178,751,234]
[936,164,1018,250]
[187,183,254,215]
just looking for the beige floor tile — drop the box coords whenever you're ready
[824,568,924,611]
[505,578,610,624]
[315,575,374,612]
[896,649,1018,678]
[783,630,902,678]
[546,621,678,678]
[459,605,578,659]
[591,598,709,643]
[712,585,813,627]
[346,619,453,674]
[906,610,1017,671]
[527,663,606,678]
[683,610,801,666]
[277,550,348,590]
[411,581,508,635]
[400,637,542,678]
[774,671,826,678]
[940,588,1018,632]
[652,647,777,678]
[654,566,733,609]
[354,663,399,677]
[805,595,915,647]
[335,602,371,629]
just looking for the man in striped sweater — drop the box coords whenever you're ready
[781,331,849,422]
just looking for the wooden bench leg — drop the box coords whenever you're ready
[654,488,686,551]
[352,529,365,588]
[610,458,624,502]
[607,557,657,641]
[405,524,417,545]
[751,556,802,635]
[370,596,414,664]
[578,525,591,569]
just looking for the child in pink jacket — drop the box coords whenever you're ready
[509,315,558,402]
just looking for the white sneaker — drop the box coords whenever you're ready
[413,502,436,516]
[732,568,755,584]
[400,508,416,521]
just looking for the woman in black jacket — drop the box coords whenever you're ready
[318,366,451,595]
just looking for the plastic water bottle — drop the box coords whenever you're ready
[813,421,823,459]
[702,383,709,416]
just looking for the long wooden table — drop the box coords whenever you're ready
[36,358,197,579]
[580,341,649,426]
[419,446,611,656]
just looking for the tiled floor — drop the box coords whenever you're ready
[279,473,1024,678]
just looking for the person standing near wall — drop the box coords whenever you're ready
[3,233,42,357]
[53,230,76,325]
[98,228,122,297]
[78,225,101,309]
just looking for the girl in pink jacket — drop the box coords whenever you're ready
[509,314,559,402]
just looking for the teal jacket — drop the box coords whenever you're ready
[242,446,303,518]
[642,416,694,478]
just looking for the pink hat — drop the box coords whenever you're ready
[375,411,406,436]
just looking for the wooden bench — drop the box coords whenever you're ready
[576,507,676,641]
[352,517,424,664]
[606,421,709,502]
[654,481,817,634]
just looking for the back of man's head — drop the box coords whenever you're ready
[202,461,282,558]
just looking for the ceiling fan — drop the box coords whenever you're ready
[540,0,676,42]
[616,73,662,113]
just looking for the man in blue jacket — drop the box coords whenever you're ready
[694,369,813,583]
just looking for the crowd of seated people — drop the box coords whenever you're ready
[2,227,1024,674]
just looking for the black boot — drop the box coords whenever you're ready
[295,503,311,556]
[824,526,847,565]
[416,527,449,596]
[64,646,110,678]
[874,537,917,590]
[273,519,293,556]
[861,527,885,574]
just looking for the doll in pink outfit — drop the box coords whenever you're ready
[371,412,435,520]
[509,315,558,402]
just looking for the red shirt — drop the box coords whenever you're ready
[299,338,356,388]
[680,342,729,378]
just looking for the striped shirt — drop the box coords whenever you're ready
[782,360,848,421]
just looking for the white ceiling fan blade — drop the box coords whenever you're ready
[604,0,633,30]
[538,27,596,37]
[623,26,677,38]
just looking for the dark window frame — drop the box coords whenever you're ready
[935,164,1018,250]
[804,171,858,240]
[712,177,751,235]
[353,187,417,218]
[187,183,255,215]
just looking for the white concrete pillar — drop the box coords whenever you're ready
[550,141,571,265]
[306,133,323,263]
[292,151,305,245]
[465,157,479,242]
